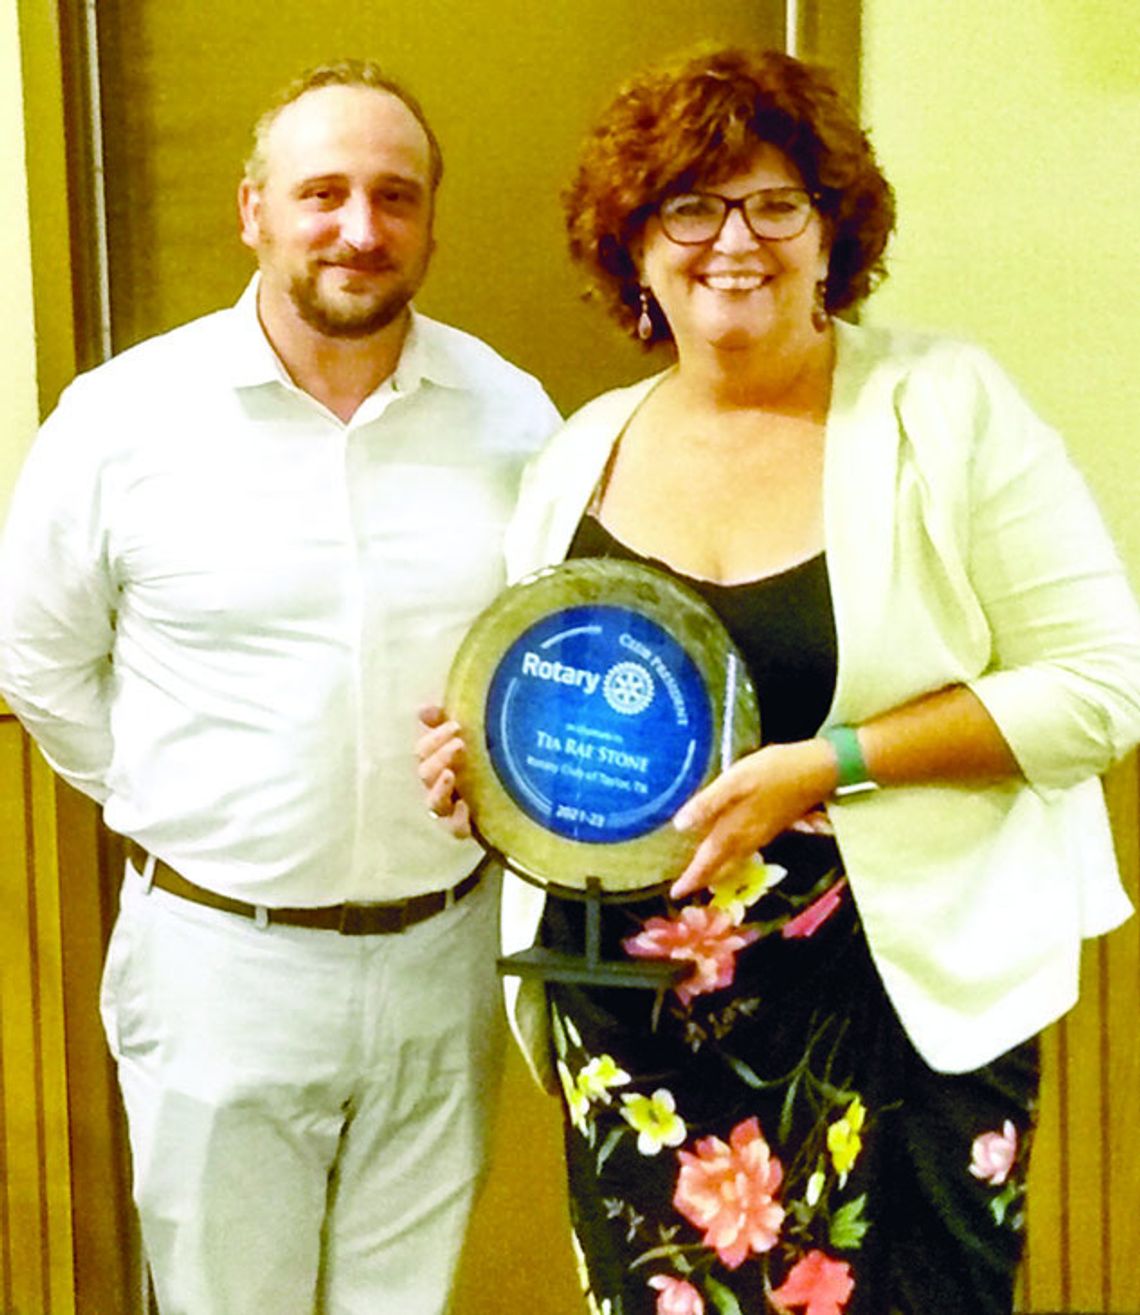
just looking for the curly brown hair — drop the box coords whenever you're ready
[564,46,895,346]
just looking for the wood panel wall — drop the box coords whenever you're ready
[0,699,137,1315]
[1021,756,1140,1314]
[2,700,1138,1313]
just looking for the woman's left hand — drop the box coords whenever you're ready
[416,704,473,839]
[669,739,837,899]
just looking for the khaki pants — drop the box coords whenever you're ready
[101,860,505,1315]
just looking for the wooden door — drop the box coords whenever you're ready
[91,0,790,412]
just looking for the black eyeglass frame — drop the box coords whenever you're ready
[656,186,821,246]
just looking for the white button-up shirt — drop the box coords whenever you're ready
[0,282,559,903]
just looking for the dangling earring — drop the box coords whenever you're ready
[637,288,653,341]
[811,278,829,332]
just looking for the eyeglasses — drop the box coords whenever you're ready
[657,187,818,245]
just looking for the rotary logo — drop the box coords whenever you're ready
[602,661,655,715]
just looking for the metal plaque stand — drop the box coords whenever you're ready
[496,876,687,989]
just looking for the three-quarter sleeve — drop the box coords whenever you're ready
[953,346,1140,786]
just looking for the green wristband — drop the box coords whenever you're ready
[820,724,875,796]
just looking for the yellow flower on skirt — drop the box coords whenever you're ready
[558,1060,591,1133]
[827,1095,867,1181]
[709,859,788,924]
[559,1053,632,1134]
[578,1054,632,1103]
[620,1088,688,1155]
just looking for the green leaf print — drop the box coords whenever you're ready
[829,1193,871,1250]
[704,1275,745,1315]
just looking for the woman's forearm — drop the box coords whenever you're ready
[853,683,1021,788]
[669,683,1021,897]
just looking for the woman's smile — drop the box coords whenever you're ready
[638,144,828,358]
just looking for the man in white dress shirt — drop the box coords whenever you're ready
[0,61,558,1315]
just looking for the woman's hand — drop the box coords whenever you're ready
[669,739,837,899]
[668,685,1024,899]
[416,705,472,840]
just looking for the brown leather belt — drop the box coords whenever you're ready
[126,840,486,935]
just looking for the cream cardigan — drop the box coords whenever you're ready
[500,319,1140,1082]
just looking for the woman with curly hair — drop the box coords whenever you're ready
[420,45,1140,1315]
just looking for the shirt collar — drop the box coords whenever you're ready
[221,274,468,399]
[221,276,290,389]
[391,309,469,393]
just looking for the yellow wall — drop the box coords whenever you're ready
[0,1,38,520]
[862,14,1140,1310]
[861,0,1140,586]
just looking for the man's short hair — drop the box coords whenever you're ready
[244,59,444,190]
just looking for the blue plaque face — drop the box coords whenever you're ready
[446,558,760,894]
[484,605,713,843]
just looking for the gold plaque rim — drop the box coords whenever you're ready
[446,558,760,894]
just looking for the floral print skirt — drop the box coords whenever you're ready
[539,827,1039,1315]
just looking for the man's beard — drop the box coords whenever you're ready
[287,268,418,339]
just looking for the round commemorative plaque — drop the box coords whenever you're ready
[446,558,760,895]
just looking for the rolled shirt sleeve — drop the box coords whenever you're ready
[954,347,1140,787]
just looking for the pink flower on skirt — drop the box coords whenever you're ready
[623,905,760,1005]
[969,1120,1018,1186]
[769,1250,855,1315]
[781,878,848,940]
[648,1273,705,1315]
[673,1116,785,1268]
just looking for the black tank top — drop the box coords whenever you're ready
[566,516,838,746]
